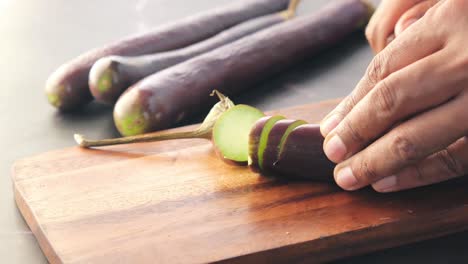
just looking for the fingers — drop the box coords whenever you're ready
[320,14,444,137]
[365,0,426,53]
[324,49,462,164]
[372,137,468,192]
[333,91,468,191]
[327,0,468,192]
[395,0,439,36]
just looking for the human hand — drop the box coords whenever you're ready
[320,0,468,192]
[365,0,438,53]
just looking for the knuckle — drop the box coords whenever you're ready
[391,133,420,163]
[343,93,359,113]
[437,148,464,177]
[356,158,380,183]
[375,79,397,114]
[432,0,467,27]
[341,119,366,145]
[333,93,359,120]
[366,54,389,86]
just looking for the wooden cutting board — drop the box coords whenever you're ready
[12,99,468,264]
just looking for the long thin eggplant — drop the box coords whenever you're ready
[89,12,290,104]
[45,0,290,111]
[113,0,373,136]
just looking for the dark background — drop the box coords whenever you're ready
[1,0,467,262]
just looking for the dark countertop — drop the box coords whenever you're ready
[1,0,467,263]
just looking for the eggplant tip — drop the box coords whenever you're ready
[74,134,87,147]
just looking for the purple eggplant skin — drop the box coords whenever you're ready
[248,116,273,173]
[273,124,335,182]
[89,13,287,105]
[44,0,290,111]
[261,119,306,173]
[114,0,374,136]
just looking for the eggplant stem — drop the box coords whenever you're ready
[280,0,301,20]
[75,89,233,148]
[74,129,210,148]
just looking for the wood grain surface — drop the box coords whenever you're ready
[12,99,468,263]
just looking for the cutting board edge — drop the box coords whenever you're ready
[13,181,63,264]
[219,205,468,263]
[14,174,468,264]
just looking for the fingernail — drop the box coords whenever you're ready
[372,175,397,192]
[320,115,340,136]
[324,135,347,162]
[336,167,358,190]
